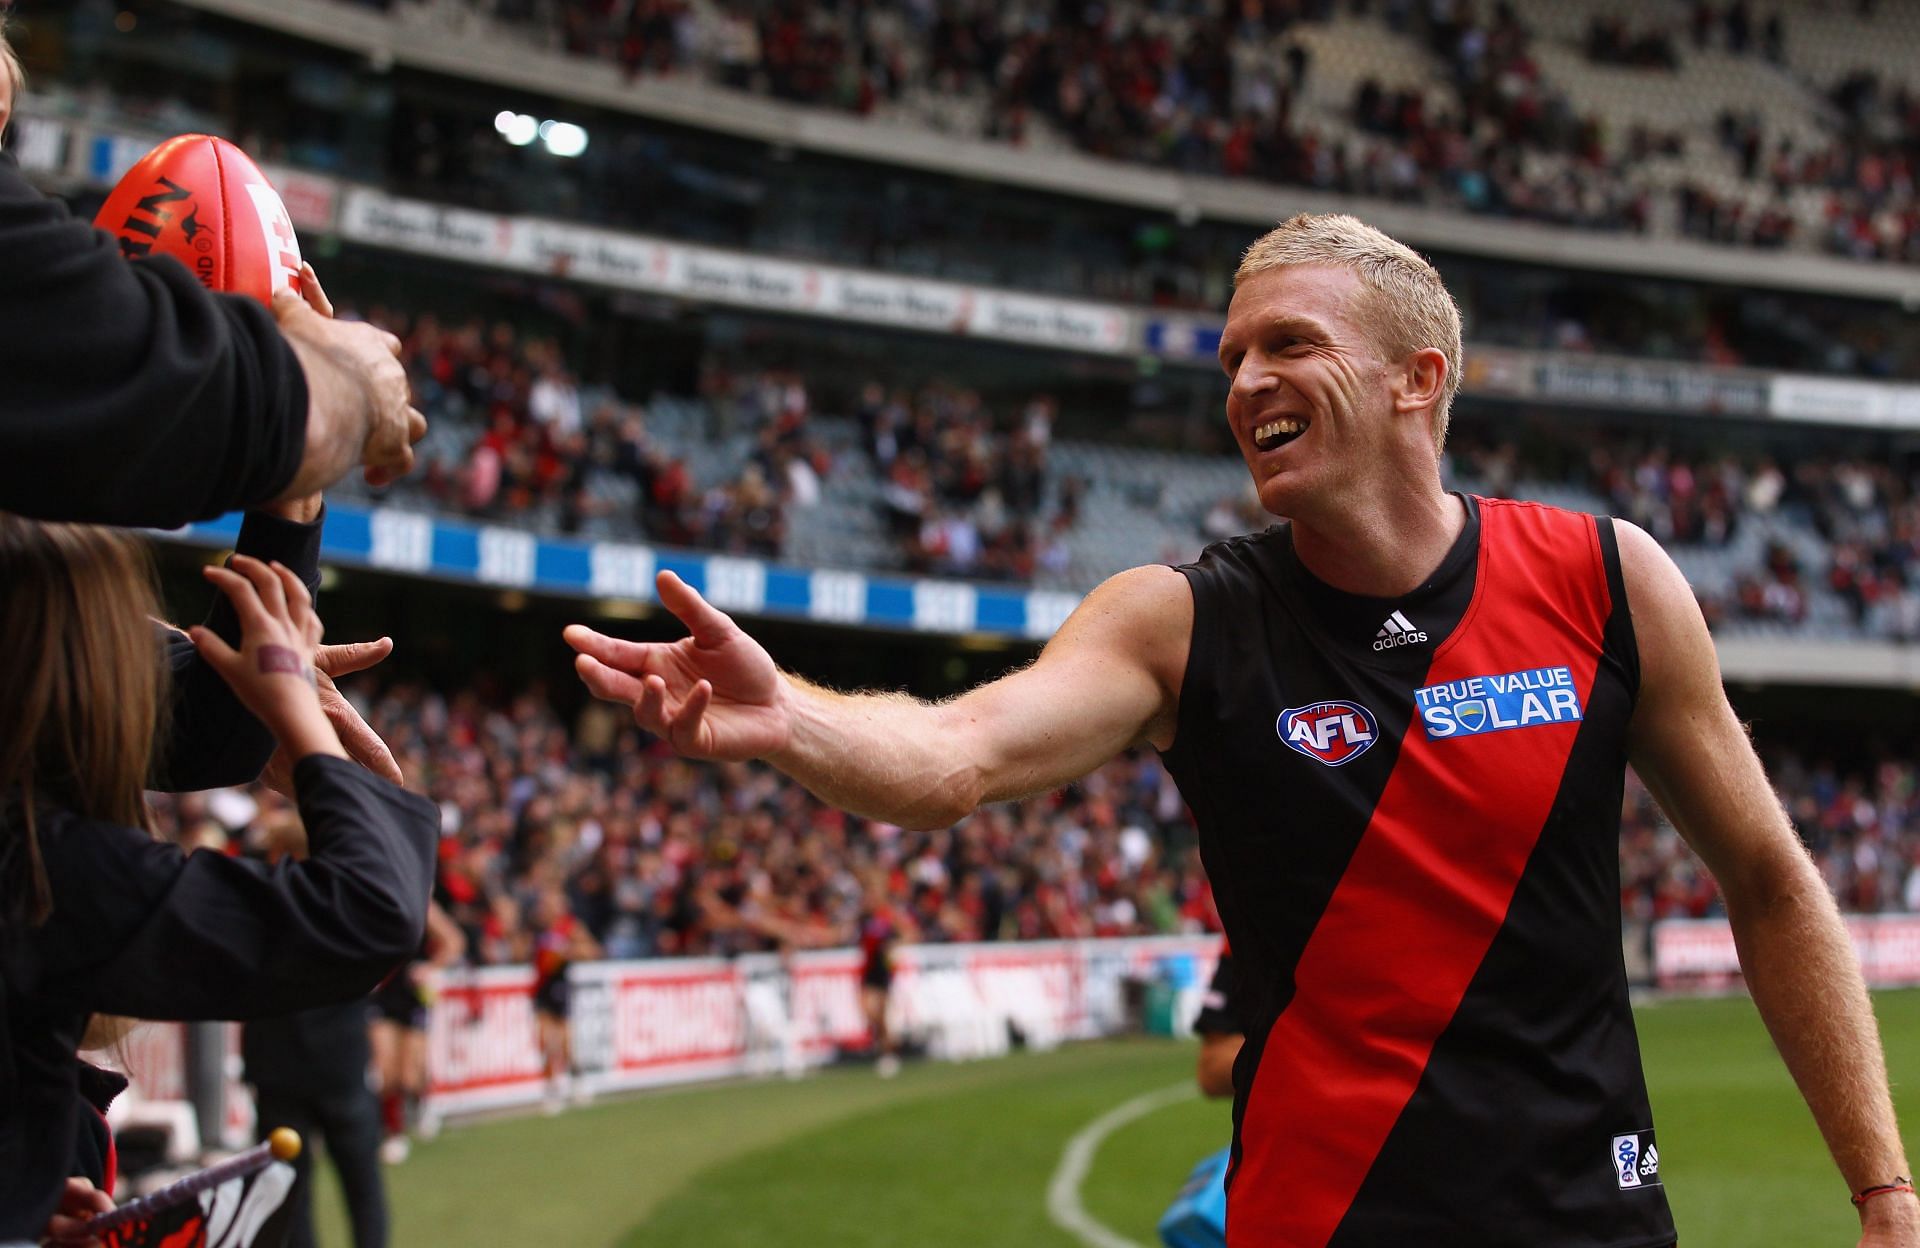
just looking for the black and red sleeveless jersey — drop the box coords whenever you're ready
[1161,495,1675,1248]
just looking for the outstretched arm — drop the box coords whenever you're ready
[1620,522,1916,1246]
[565,565,1191,830]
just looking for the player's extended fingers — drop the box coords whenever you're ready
[407,405,428,445]
[655,570,736,646]
[201,564,275,634]
[635,673,673,735]
[667,679,714,751]
[573,653,649,706]
[562,624,662,677]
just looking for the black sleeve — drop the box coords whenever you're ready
[1192,952,1242,1037]
[0,151,309,527]
[35,756,438,1021]
[151,507,326,792]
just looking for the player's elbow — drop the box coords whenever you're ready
[1196,1035,1241,1099]
[1720,835,1830,925]
[894,769,984,831]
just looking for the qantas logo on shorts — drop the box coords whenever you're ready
[1414,665,1584,739]
[1277,700,1378,766]
[1612,1130,1661,1189]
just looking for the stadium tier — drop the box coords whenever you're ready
[81,0,1920,275]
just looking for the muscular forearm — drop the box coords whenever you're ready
[765,675,982,830]
[1728,851,1911,1201]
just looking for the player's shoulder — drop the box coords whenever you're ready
[1047,564,1195,698]
[1068,563,1194,641]
[1607,516,1694,615]
[1474,492,1610,538]
[1182,522,1289,573]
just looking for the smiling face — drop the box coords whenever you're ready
[1218,263,1404,522]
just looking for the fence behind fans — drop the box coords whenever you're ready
[114,918,1920,1147]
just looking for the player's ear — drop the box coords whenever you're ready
[1392,348,1448,417]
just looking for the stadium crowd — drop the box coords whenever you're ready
[348,298,1920,637]
[352,304,1081,582]
[438,0,1917,261]
[1620,750,1920,920]
[148,677,1215,966]
[1446,437,1920,637]
[142,672,1920,975]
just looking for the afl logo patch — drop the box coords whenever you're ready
[1277,700,1378,767]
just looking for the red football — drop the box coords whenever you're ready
[93,134,302,306]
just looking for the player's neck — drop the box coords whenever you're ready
[1289,484,1466,599]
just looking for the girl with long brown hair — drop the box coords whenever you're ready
[0,513,438,1243]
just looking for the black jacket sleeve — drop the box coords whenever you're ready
[32,756,438,1021]
[151,507,326,792]
[0,150,309,527]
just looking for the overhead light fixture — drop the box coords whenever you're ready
[542,121,589,159]
[495,111,539,147]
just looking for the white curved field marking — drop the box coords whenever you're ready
[1045,1081,1198,1248]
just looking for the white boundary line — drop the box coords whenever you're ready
[1045,1082,1198,1248]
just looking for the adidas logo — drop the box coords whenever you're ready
[1372,610,1429,651]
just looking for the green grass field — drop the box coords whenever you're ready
[318,991,1920,1246]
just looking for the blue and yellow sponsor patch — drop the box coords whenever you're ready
[1413,664,1584,740]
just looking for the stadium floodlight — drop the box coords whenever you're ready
[542,121,589,159]
[496,111,539,147]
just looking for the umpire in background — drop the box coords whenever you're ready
[246,816,391,1248]
[0,13,424,527]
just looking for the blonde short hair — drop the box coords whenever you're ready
[1236,213,1463,451]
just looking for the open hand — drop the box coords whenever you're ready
[564,571,791,761]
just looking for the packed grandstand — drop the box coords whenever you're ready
[7,0,1918,1188]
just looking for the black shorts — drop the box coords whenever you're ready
[533,974,570,1020]
[860,963,892,992]
[373,972,429,1030]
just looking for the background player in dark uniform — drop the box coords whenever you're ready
[567,213,1916,1247]
[856,878,912,1078]
[1192,944,1241,1101]
[371,900,464,1164]
[530,883,600,1113]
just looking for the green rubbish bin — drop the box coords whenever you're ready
[1143,976,1179,1036]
